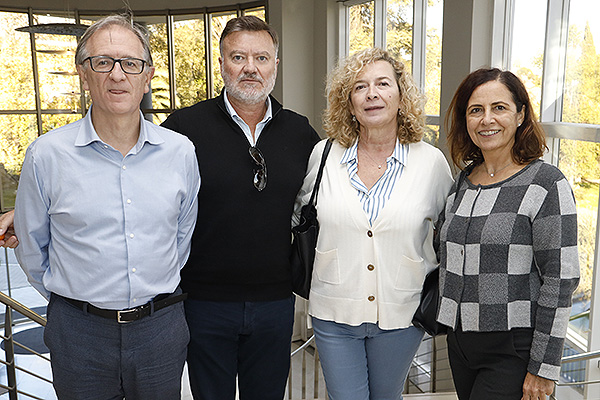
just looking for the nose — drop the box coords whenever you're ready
[366,87,379,100]
[109,62,126,81]
[242,58,258,73]
[481,108,494,125]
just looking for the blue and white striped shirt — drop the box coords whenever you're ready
[340,139,408,226]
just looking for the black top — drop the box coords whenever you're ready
[162,93,320,301]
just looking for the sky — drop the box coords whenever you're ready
[513,0,600,70]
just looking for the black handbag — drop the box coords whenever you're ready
[412,170,466,336]
[412,267,447,336]
[290,140,332,299]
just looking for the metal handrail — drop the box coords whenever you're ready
[0,289,49,399]
[0,291,46,327]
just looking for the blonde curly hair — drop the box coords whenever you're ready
[323,47,425,148]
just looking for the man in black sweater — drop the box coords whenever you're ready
[162,16,320,400]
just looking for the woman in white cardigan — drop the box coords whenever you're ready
[295,47,453,400]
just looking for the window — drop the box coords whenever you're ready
[510,0,546,116]
[341,0,444,146]
[349,1,375,54]
[510,2,600,390]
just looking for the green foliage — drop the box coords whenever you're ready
[349,2,375,55]
[559,23,600,302]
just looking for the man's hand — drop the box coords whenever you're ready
[522,372,554,400]
[0,210,18,248]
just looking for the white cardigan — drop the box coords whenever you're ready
[296,139,453,329]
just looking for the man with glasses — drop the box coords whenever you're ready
[162,15,319,400]
[13,15,200,399]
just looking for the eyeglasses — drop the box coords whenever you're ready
[83,56,147,75]
[249,146,267,191]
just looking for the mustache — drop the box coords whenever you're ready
[237,72,264,83]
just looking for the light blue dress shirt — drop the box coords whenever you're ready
[14,107,200,310]
[340,139,408,226]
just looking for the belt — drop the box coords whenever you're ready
[61,292,188,323]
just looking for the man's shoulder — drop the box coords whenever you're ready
[29,118,83,150]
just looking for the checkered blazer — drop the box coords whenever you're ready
[436,159,580,381]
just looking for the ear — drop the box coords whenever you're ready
[144,66,155,94]
[517,104,526,126]
[77,64,90,91]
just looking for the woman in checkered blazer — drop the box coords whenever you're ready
[437,68,580,400]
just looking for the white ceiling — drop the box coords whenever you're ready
[0,0,254,14]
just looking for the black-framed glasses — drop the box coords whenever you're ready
[84,56,147,75]
[249,146,267,191]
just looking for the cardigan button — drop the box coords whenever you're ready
[367,230,373,237]
[367,264,374,271]
[368,295,375,302]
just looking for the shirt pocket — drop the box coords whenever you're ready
[314,248,340,285]
[394,255,425,291]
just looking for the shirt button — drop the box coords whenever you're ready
[367,264,375,271]
[122,165,127,170]
[133,298,137,303]
[368,295,375,302]
[367,230,373,237]
[129,233,134,238]
[460,249,464,255]
[132,268,136,273]
[127,199,132,204]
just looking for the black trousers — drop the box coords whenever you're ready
[447,327,534,400]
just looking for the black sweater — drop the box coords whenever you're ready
[162,94,320,301]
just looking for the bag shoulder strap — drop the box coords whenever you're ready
[307,139,333,206]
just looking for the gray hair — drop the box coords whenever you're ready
[219,16,279,58]
[75,14,153,67]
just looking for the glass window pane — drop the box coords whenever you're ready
[211,12,237,97]
[0,12,35,110]
[174,15,207,107]
[425,0,443,116]
[32,15,79,111]
[558,138,598,343]
[386,0,413,75]
[562,0,600,124]
[41,114,81,134]
[142,17,170,110]
[510,0,546,118]
[0,114,37,186]
[148,113,170,126]
[243,7,266,20]
[423,125,439,148]
[349,2,375,55]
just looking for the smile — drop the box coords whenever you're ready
[479,129,500,137]
[364,106,383,111]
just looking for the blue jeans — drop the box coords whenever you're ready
[185,296,295,400]
[312,317,424,400]
[44,292,189,400]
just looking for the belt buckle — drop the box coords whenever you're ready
[117,308,138,323]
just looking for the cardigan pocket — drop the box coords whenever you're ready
[314,248,341,285]
[394,255,425,291]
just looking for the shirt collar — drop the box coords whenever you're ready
[223,89,272,125]
[340,138,408,166]
[75,105,164,151]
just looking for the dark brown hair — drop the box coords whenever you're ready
[219,16,279,57]
[445,68,546,168]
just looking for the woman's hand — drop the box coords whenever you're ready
[522,372,554,400]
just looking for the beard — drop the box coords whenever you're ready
[222,69,277,105]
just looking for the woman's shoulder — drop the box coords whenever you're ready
[525,159,569,187]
